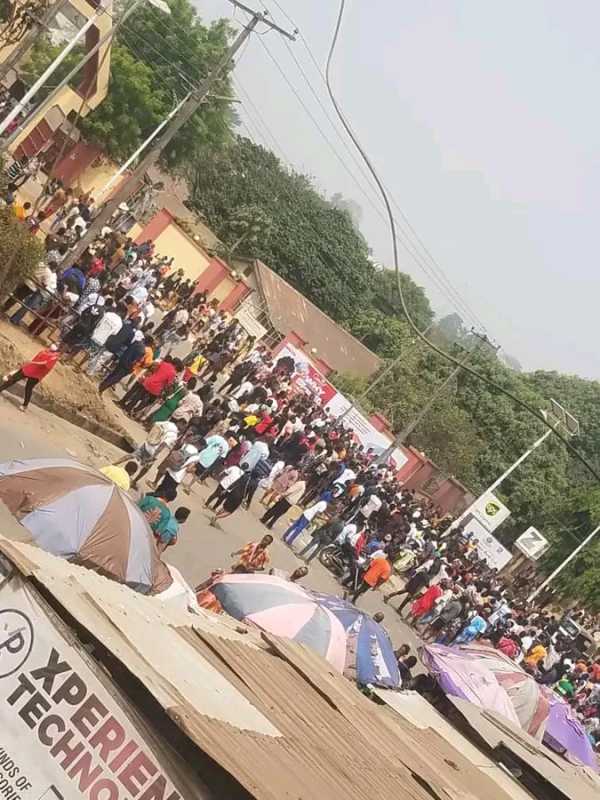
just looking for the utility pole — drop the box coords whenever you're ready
[450,398,579,533]
[527,521,600,603]
[62,1,295,269]
[0,0,70,83]
[375,331,495,465]
[336,320,435,424]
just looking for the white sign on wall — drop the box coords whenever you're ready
[471,491,511,533]
[515,527,550,560]
[462,516,513,570]
[0,574,183,799]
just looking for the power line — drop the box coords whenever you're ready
[325,0,600,484]
[233,75,292,164]
[261,1,489,332]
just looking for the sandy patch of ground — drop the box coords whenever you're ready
[0,318,129,434]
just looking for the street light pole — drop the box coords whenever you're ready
[375,338,486,465]
[527,522,600,603]
[450,399,579,532]
[0,0,170,152]
[61,2,295,269]
[0,4,107,138]
[96,92,191,200]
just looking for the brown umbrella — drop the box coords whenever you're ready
[0,458,172,594]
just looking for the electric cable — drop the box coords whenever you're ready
[259,3,488,331]
[233,75,293,164]
[264,2,487,331]
[324,0,600,482]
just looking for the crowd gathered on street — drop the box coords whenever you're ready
[2,181,600,754]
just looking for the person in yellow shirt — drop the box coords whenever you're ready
[524,641,547,670]
[13,201,32,221]
[100,462,138,492]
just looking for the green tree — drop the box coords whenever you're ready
[79,46,167,161]
[370,267,434,331]
[23,0,236,166]
[0,208,45,299]
[187,136,376,321]
[217,203,273,259]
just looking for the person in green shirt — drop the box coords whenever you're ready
[138,493,171,538]
[137,493,191,552]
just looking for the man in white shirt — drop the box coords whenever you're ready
[241,438,270,471]
[88,301,122,357]
[359,493,382,521]
[174,307,189,327]
[336,522,359,547]
[231,379,254,400]
[283,498,328,546]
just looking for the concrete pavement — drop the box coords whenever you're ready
[0,390,421,654]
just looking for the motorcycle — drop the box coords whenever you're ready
[318,542,348,577]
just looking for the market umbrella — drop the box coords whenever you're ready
[210,573,400,687]
[421,642,597,771]
[0,458,172,595]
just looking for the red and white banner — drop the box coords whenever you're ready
[275,342,408,471]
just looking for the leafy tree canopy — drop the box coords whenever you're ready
[23,0,235,164]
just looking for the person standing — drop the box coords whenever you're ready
[351,552,392,604]
[282,497,328,546]
[0,343,61,411]
[120,356,183,416]
[260,477,306,530]
[97,334,150,395]
[297,517,345,563]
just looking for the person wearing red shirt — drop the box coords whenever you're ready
[120,356,183,417]
[0,344,61,411]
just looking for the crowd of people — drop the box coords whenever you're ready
[2,188,599,754]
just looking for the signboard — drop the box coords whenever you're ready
[235,301,268,340]
[0,574,183,800]
[515,526,550,560]
[275,343,337,406]
[324,393,409,471]
[462,516,513,570]
[471,491,511,532]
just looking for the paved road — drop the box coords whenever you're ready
[0,391,421,655]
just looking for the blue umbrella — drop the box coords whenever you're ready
[310,591,401,688]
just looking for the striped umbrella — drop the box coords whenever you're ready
[210,574,400,687]
[0,458,172,595]
[421,642,597,771]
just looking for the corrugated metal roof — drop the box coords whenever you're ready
[448,695,600,800]
[0,534,520,800]
[254,261,382,378]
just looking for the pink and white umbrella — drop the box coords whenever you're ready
[211,573,348,672]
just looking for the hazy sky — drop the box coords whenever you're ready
[194,0,600,379]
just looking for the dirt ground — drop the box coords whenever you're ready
[0,317,130,435]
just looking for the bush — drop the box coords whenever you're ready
[0,207,45,299]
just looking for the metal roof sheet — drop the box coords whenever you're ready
[0,532,523,800]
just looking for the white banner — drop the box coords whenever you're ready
[515,527,550,560]
[0,574,183,799]
[324,394,408,471]
[462,516,512,570]
[470,492,511,533]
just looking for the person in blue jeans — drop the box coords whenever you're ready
[283,498,328,546]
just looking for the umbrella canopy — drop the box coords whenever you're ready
[421,642,597,771]
[0,458,172,595]
[210,574,400,687]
